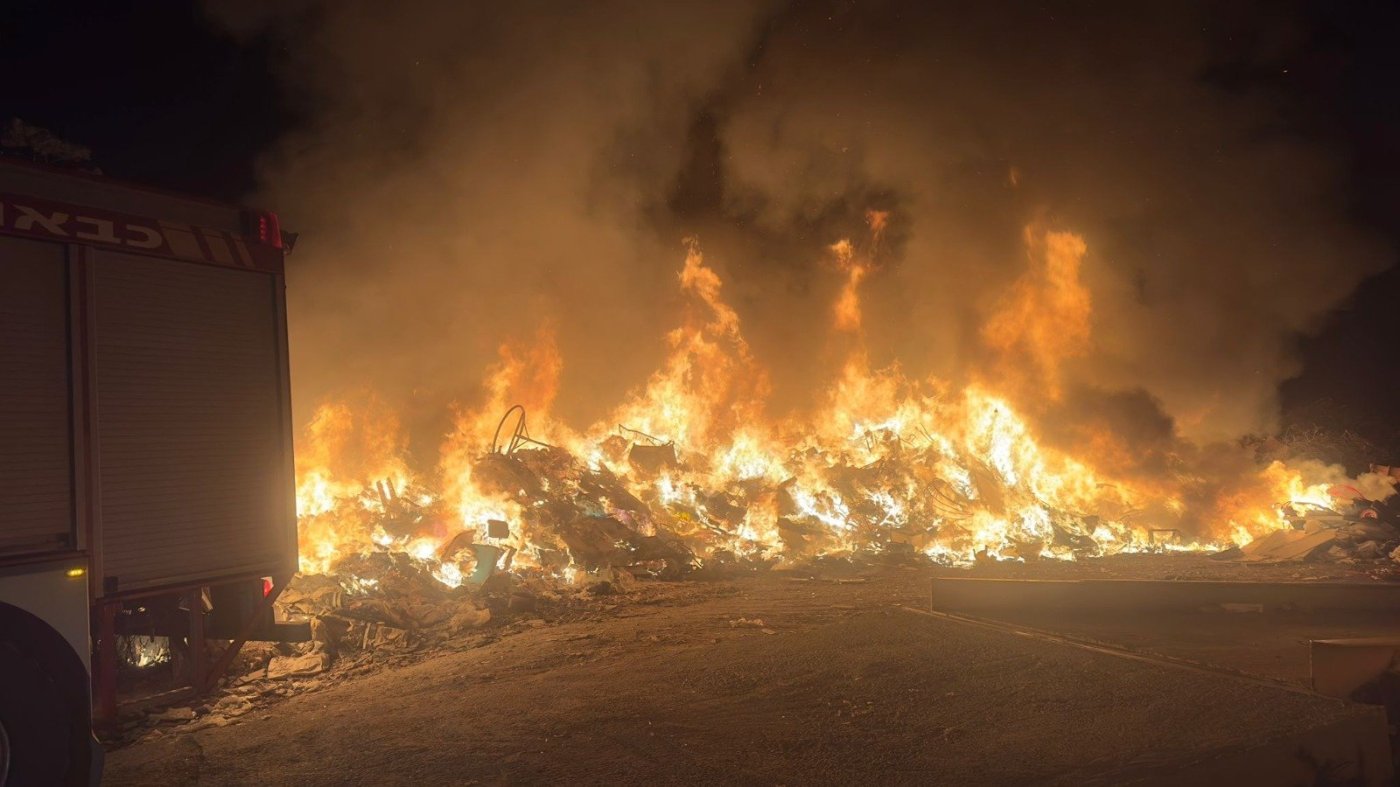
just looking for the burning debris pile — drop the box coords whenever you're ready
[239,402,1399,717]
[1228,481,1400,567]
[288,228,1400,622]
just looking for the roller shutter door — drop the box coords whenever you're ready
[0,237,73,556]
[93,250,286,591]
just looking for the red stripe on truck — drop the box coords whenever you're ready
[0,192,282,274]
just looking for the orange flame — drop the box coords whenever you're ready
[601,239,770,452]
[982,227,1092,401]
[292,226,1389,582]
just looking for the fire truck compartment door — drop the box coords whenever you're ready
[92,250,287,591]
[0,237,74,556]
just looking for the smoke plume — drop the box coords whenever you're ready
[208,0,1389,461]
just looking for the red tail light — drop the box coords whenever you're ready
[254,210,282,249]
[262,577,274,597]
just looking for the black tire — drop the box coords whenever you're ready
[0,716,10,786]
[0,638,86,786]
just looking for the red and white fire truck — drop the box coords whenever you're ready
[0,155,300,784]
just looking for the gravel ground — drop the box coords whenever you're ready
[103,566,1386,785]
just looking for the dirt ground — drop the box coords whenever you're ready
[103,563,1397,785]
[930,554,1400,685]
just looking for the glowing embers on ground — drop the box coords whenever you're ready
[292,231,1391,588]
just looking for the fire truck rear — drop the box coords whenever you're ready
[0,156,299,784]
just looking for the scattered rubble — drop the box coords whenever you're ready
[266,650,331,680]
[107,561,731,747]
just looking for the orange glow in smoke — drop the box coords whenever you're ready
[294,221,1383,582]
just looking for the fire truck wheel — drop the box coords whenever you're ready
[0,718,9,786]
[0,638,80,786]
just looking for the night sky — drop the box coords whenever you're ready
[3,1,1398,452]
[0,2,285,199]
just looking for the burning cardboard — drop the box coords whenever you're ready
[1234,529,1339,564]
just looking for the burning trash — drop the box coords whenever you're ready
[284,229,1400,633]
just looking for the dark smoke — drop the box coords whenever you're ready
[208,0,1390,455]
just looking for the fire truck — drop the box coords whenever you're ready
[0,155,299,784]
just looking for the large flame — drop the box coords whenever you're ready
[597,239,770,452]
[293,224,1391,582]
[982,227,1092,402]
